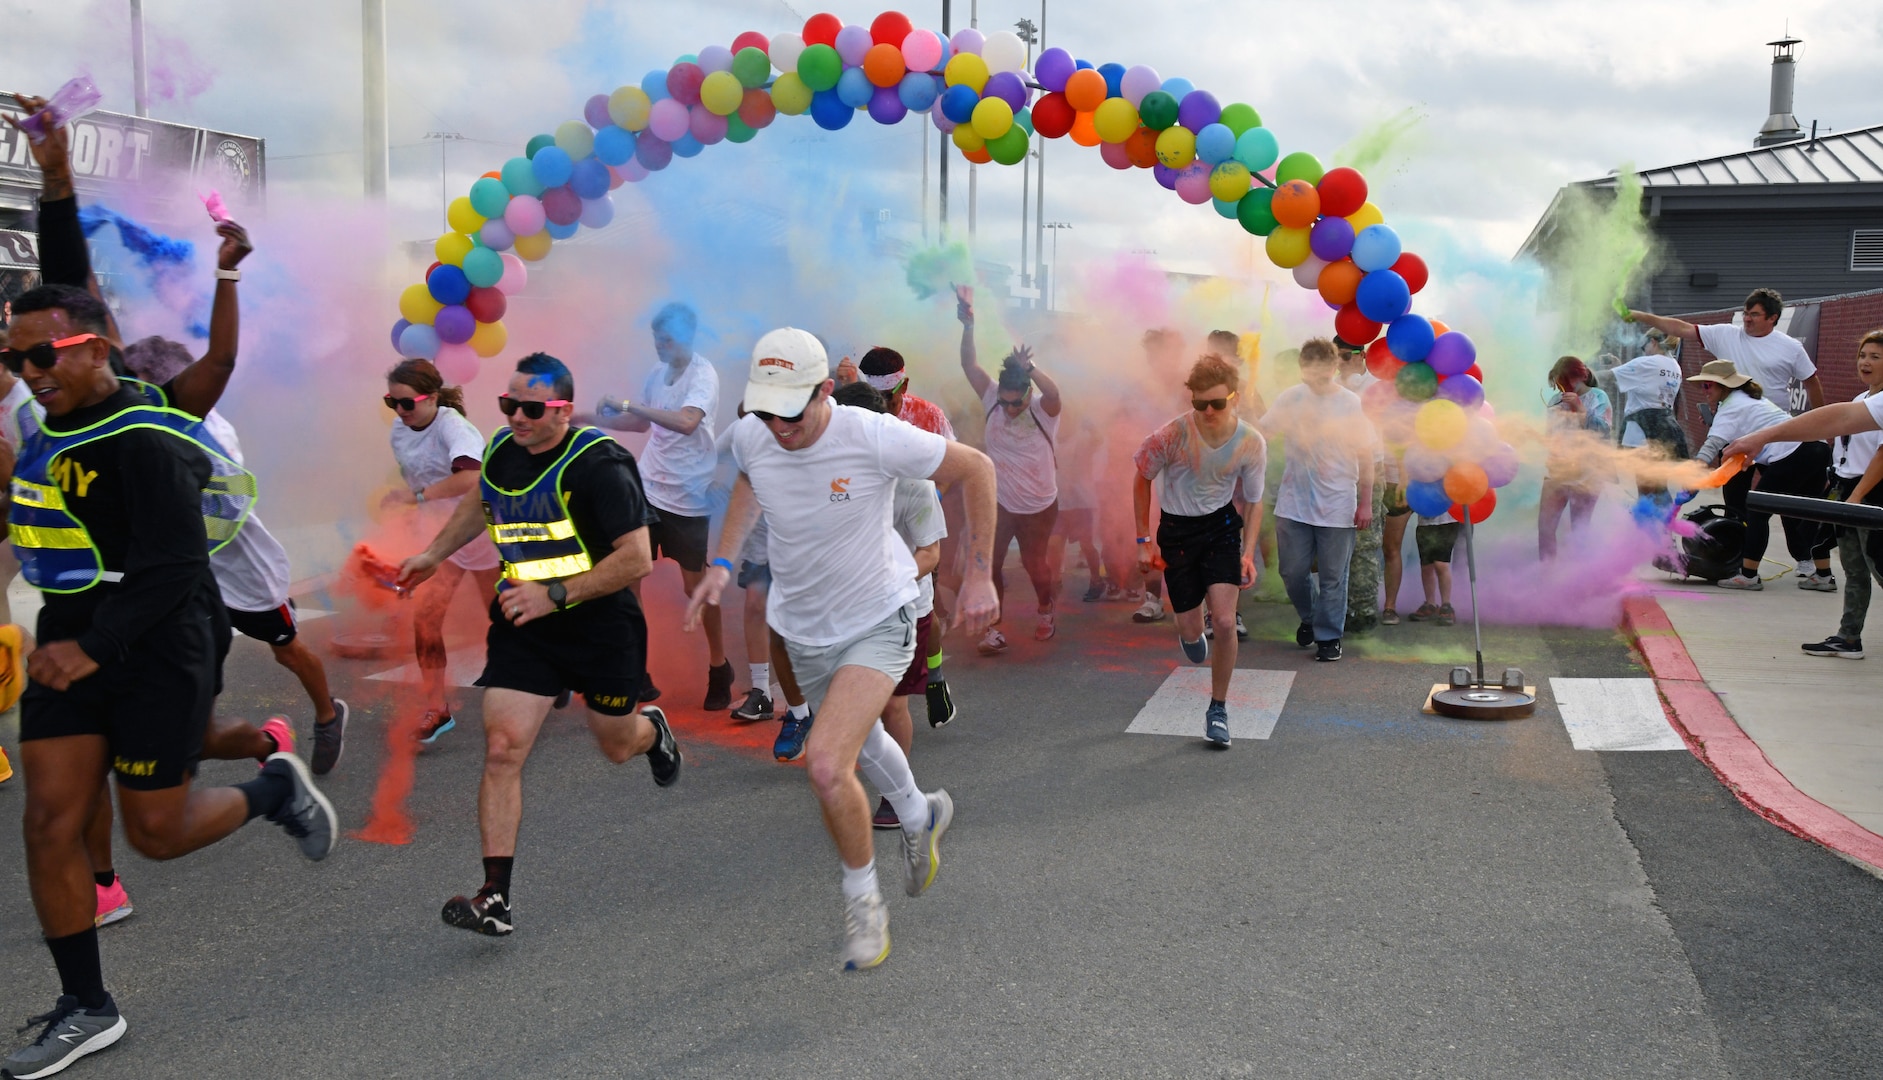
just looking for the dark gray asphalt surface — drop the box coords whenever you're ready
[1,588,1879,1078]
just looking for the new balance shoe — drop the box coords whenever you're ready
[310,699,347,776]
[1315,639,1343,662]
[441,888,513,937]
[1295,621,1314,647]
[263,752,337,861]
[1180,634,1209,665]
[841,890,890,972]
[977,627,1010,656]
[641,707,683,787]
[417,710,455,745]
[1204,702,1231,748]
[925,679,956,728]
[775,708,814,762]
[1799,573,1838,592]
[94,876,133,928]
[901,788,954,897]
[1801,636,1864,659]
[871,796,900,830]
[257,717,295,764]
[1132,595,1167,623]
[1717,573,1763,591]
[3,994,126,1080]
[703,661,734,711]
[730,687,774,722]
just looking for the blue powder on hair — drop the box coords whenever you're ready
[77,205,195,266]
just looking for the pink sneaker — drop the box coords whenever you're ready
[95,876,134,927]
[258,717,296,765]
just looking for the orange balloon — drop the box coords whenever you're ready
[1125,126,1160,168]
[1064,69,1108,112]
[964,146,993,164]
[1429,319,1450,337]
[1443,462,1491,507]
[1317,259,1365,307]
[1069,111,1101,147]
[481,170,502,180]
[1271,179,1321,229]
[862,42,906,88]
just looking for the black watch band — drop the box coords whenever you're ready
[547,581,568,610]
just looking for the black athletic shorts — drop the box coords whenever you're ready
[1416,522,1460,566]
[21,597,228,791]
[647,510,709,572]
[1156,502,1244,615]
[227,599,298,646]
[476,593,648,715]
[1382,483,1412,518]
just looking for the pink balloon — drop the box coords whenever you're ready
[478,218,515,251]
[1175,167,1213,205]
[901,29,943,72]
[1099,140,1133,170]
[689,104,728,144]
[835,24,873,64]
[502,195,545,236]
[435,342,479,383]
[495,253,529,296]
[1120,65,1161,106]
[648,98,690,142]
[605,164,625,190]
[1292,255,1328,290]
[616,159,650,184]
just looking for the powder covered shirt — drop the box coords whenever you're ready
[979,384,1059,514]
[1257,383,1372,528]
[1134,413,1267,518]
[1706,390,1799,466]
[637,354,720,517]
[1610,354,1684,448]
[898,392,956,440]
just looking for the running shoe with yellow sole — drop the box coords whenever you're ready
[841,890,890,972]
[901,789,954,897]
[0,623,25,713]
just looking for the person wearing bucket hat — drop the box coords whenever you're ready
[684,327,1000,972]
[1688,359,1834,590]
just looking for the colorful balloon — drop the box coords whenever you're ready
[461,247,504,289]
[798,43,843,91]
[1120,64,1161,105]
[1318,259,1365,307]
[1316,166,1368,218]
[1393,253,1430,294]
[1396,360,1438,401]
[434,232,474,267]
[771,72,813,114]
[802,13,842,47]
[1275,151,1324,186]
[945,52,990,92]
[1209,161,1251,202]
[1436,372,1485,409]
[1233,127,1279,171]
[1137,90,1179,131]
[834,24,873,65]
[1350,224,1402,273]
[1177,90,1221,131]
[871,10,914,47]
[1218,103,1261,137]
[1094,98,1140,143]
[609,86,652,131]
[399,283,443,326]
[1034,48,1075,92]
[1154,126,1196,167]
[1451,490,1497,524]
[1355,269,1411,324]
[701,70,744,114]
[732,47,772,89]
[1364,338,1403,380]
[1387,314,1436,363]
[1443,463,1491,508]
[981,30,1027,73]
[1415,399,1468,450]
[1064,69,1108,112]
[902,29,944,72]
[1427,332,1477,377]
[1236,188,1278,236]
[398,322,439,360]
[1405,479,1452,519]
[1195,123,1236,165]
[1333,303,1382,345]
[495,253,528,295]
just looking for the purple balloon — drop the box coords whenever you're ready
[635,134,673,172]
[982,71,1029,111]
[1034,47,1075,92]
[868,85,909,124]
[835,24,873,64]
[1482,443,1521,488]
[434,306,475,346]
[584,93,611,129]
[1153,163,1180,191]
[1436,373,1485,409]
[390,319,411,352]
[541,186,582,227]
[1177,90,1221,132]
[1309,216,1355,262]
[1427,331,1478,377]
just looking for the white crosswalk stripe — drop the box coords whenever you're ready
[1549,678,1687,752]
[1127,668,1295,740]
[365,653,487,688]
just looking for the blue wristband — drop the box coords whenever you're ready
[710,557,735,573]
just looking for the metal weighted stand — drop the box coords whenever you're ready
[1429,513,1537,720]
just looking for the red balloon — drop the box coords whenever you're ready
[731,31,770,54]
[1316,166,1368,218]
[666,63,705,107]
[739,88,777,130]
[1449,490,1497,524]
[1393,252,1429,294]
[1365,338,1403,380]
[870,10,914,46]
[1031,92,1075,139]
[1124,126,1159,168]
[465,286,507,324]
[426,261,442,278]
[803,12,843,47]
[1463,363,1483,383]
[1334,303,1383,345]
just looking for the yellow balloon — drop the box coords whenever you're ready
[469,318,509,359]
[399,283,443,326]
[700,70,744,117]
[1093,98,1140,144]
[1415,399,1468,450]
[944,53,989,92]
[1346,201,1385,232]
[513,230,553,262]
[1264,226,1312,269]
[1209,161,1252,203]
[434,232,474,267]
[446,197,485,236]
[970,97,1013,140]
[771,72,813,116]
[554,120,594,160]
[1155,126,1196,168]
[952,125,986,152]
[609,85,652,131]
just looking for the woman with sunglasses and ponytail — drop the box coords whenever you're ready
[384,359,500,743]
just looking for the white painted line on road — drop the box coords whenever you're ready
[366,653,486,688]
[295,607,334,622]
[1549,678,1687,752]
[1127,667,1294,740]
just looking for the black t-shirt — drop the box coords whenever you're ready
[30,386,222,666]
[482,427,658,621]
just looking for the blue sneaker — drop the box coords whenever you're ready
[774,708,814,762]
[1180,633,1209,665]
[417,710,455,745]
[1204,703,1230,748]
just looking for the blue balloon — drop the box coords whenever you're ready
[1161,76,1195,99]
[1386,314,1436,363]
[935,36,950,68]
[1405,479,1453,519]
[1195,123,1236,165]
[1351,224,1403,273]
[545,220,579,240]
[810,89,854,131]
[398,322,440,361]
[569,157,611,199]
[837,65,874,109]
[1074,58,1094,71]
[500,156,544,197]
[1355,270,1412,324]
[1211,197,1240,220]
[390,319,410,352]
[671,132,704,157]
[940,84,980,125]
[898,71,940,112]
[1098,62,1126,98]
[640,69,671,102]
[593,125,637,167]
[426,264,470,306]
[531,146,574,188]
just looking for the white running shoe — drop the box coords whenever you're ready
[841,890,890,972]
[902,789,954,897]
[1717,574,1763,591]
[1035,613,1056,641]
[977,627,1010,655]
[1132,595,1167,622]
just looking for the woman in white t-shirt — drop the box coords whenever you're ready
[384,360,499,738]
[1686,359,1833,591]
[1538,356,1612,561]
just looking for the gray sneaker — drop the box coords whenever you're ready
[5,995,126,1079]
[1717,573,1763,591]
[1799,573,1838,592]
[264,752,337,861]
[901,789,954,897]
[841,890,890,972]
[311,698,347,776]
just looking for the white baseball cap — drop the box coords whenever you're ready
[745,327,829,416]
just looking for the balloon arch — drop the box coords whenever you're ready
[387,10,1516,521]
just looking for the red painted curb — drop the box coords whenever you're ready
[1620,595,1883,873]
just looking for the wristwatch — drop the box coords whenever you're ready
[215,268,241,281]
[547,581,568,610]
[414,489,426,504]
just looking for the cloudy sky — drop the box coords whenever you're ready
[9,0,1880,281]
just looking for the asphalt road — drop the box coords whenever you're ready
[1,581,1879,1079]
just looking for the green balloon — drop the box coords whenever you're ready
[1275,151,1325,186]
[1014,108,1034,136]
[988,125,1030,166]
[525,133,556,159]
[1219,103,1262,137]
[1395,361,1438,402]
[1236,188,1278,236]
[726,114,756,143]
[1138,90,1179,131]
[797,43,843,92]
[732,47,771,90]
[469,176,511,218]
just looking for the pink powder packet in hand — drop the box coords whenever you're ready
[199,190,231,223]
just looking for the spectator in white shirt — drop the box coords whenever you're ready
[1629,289,1824,415]
[1610,332,1689,497]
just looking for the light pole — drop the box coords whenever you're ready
[130,0,149,117]
[1043,221,1071,311]
[1015,17,1037,306]
[363,0,388,198]
[424,131,463,232]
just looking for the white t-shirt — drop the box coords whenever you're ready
[1834,389,1882,480]
[1257,383,1372,528]
[0,377,30,450]
[713,421,769,566]
[201,411,293,613]
[638,355,720,517]
[1134,413,1267,518]
[731,405,948,646]
[979,384,1059,514]
[1868,392,1883,429]
[1610,354,1684,448]
[389,406,499,572]
[893,477,947,616]
[1707,390,1799,466]
[1696,323,1815,415]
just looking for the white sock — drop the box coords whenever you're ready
[856,720,929,837]
[788,702,810,721]
[750,662,770,690]
[841,859,879,900]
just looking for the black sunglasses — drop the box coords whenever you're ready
[384,392,432,412]
[752,387,821,425]
[0,332,101,374]
[1192,392,1236,412]
[497,395,572,419]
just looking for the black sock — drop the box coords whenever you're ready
[261,731,281,756]
[1211,698,1226,709]
[45,928,109,1010]
[1816,568,1833,578]
[236,766,294,821]
[92,870,116,889]
[482,856,514,898]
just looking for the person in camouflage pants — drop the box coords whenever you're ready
[1345,477,1386,635]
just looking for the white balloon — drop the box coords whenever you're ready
[1292,256,1329,291]
[980,31,1027,74]
[769,32,805,72]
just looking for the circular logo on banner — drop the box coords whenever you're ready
[210,138,252,195]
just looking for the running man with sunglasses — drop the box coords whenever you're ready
[685,327,999,971]
[397,352,682,937]
[384,359,501,746]
[1133,355,1268,747]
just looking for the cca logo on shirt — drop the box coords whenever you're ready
[829,478,850,503]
